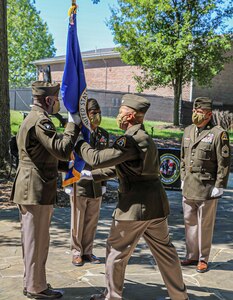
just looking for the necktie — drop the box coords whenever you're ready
[195,128,200,141]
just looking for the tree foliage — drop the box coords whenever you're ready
[108,0,233,125]
[7,0,56,87]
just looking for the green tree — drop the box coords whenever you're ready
[7,0,56,87]
[0,0,11,167]
[108,0,233,125]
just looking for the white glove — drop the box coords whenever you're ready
[68,160,74,169]
[80,169,93,180]
[211,187,223,198]
[181,180,184,190]
[101,186,107,195]
[68,112,81,125]
[64,186,73,196]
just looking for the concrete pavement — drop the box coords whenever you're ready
[1,176,233,300]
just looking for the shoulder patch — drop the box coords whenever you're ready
[38,118,56,131]
[222,144,230,158]
[221,132,228,141]
[116,137,127,147]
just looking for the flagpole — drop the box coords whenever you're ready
[71,0,77,223]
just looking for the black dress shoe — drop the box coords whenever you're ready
[83,254,101,264]
[26,287,63,299]
[23,284,52,296]
[181,259,198,266]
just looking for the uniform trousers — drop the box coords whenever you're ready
[103,218,188,300]
[70,195,102,256]
[182,197,218,262]
[19,204,53,293]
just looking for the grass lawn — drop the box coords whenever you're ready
[10,110,233,143]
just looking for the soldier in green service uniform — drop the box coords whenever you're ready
[180,97,231,273]
[10,81,81,299]
[75,94,189,300]
[70,98,109,267]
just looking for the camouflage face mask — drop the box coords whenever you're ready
[192,112,207,126]
[90,113,101,126]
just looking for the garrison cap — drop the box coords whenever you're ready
[193,97,212,110]
[121,94,150,113]
[87,98,100,111]
[32,81,60,97]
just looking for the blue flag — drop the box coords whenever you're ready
[61,6,91,187]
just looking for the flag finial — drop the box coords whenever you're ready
[68,1,78,24]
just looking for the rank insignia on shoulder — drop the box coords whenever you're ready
[222,144,229,158]
[116,137,126,147]
[221,132,228,141]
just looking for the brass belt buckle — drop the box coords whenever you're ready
[189,166,192,172]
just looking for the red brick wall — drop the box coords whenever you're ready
[192,47,233,105]
[38,58,191,101]
[37,49,232,108]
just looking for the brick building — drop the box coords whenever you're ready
[32,47,233,123]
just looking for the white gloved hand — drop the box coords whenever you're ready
[64,186,73,196]
[101,186,107,195]
[68,112,81,125]
[80,169,93,180]
[181,180,184,190]
[211,187,223,198]
[68,160,74,169]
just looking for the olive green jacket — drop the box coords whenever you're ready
[76,126,109,198]
[180,122,231,200]
[76,124,169,221]
[11,106,80,205]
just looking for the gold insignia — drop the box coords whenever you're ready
[222,144,229,158]
[221,132,228,141]
[116,137,126,147]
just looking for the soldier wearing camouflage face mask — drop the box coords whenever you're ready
[70,98,109,267]
[11,81,82,299]
[75,94,188,300]
[180,97,231,273]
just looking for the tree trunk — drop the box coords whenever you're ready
[173,73,183,126]
[0,0,11,167]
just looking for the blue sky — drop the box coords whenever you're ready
[34,0,118,56]
[34,0,233,57]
